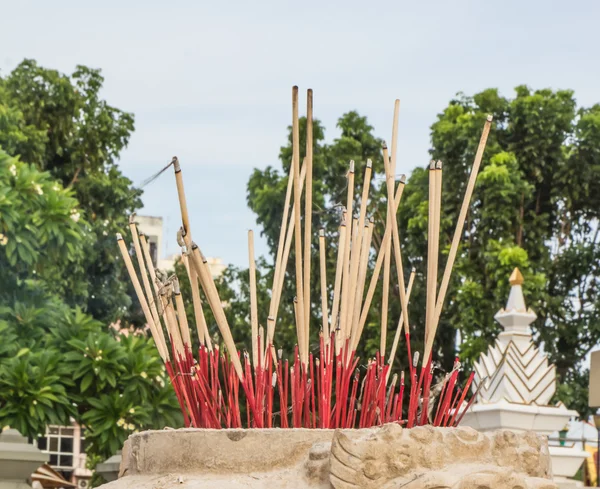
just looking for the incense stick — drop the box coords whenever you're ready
[303,89,314,361]
[291,86,307,366]
[182,253,212,351]
[346,160,372,343]
[388,267,416,368]
[330,212,346,339]
[427,116,493,360]
[248,230,259,369]
[318,229,329,342]
[116,234,167,362]
[381,100,400,356]
[337,161,355,353]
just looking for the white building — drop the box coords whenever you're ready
[136,215,226,279]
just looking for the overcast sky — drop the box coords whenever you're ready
[2,0,599,267]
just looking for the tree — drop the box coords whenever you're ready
[410,86,600,417]
[0,60,142,324]
[0,150,182,463]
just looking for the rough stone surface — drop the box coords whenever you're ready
[98,425,558,489]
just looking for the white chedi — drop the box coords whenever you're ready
[473,268,556,406]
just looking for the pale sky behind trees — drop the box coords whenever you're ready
[2,0,599,266]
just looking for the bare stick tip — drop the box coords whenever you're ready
[292,85,299,92]
[486,114,493,122]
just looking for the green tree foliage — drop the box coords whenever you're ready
[0,60,142,324]
[401,86,599,416]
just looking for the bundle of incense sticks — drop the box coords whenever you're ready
[117,87,492,429]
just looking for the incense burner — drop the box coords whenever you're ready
[98,424,557,488]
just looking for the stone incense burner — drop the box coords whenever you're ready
[99,424,557,489]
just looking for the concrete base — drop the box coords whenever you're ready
[98,425,558,488]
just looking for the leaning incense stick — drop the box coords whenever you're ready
[350,220,374,351]
[356,181,405,342]
[291,86,306,366]
[267,158,296,345]
[269,161,307,344]
[318,229,329,341]
[303,88,314,359]
[138,233,170,355]
[248,230,259,369]
[346,160,372,339]
[116,234,167,362]
[172,277,192,348]
[172,159,243,379]
[182,253,212,351]
[388,268,416,368]
[428,116,493,359]
[383,144,410,335]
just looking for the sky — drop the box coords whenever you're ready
[2,0,600,268]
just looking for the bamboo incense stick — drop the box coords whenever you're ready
[425,161,436,352]
[318,229,329,342]
[116,233,167,362]
[330,212,346,339]
[138,233,171,357]
[356,181,405,342]
[171,159,243,379]
[346,160,372,341]
[350,219,374,350]
[381,101,400,356]
[337,161,355,353]
[173,277,192,348]
[303,89,314,360]
[388,267,416,368]
[383,144,410,335]
[248,230,259,369]
[291,86,307,366]
[427,116,493,360]
[182,253,212,351]
[269,161,307,344]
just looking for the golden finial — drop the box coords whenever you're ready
[509,268,524,286]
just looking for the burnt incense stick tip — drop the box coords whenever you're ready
[115,233,123,241]
[436,160,443,170]
[413,351,420,367]
[382,141,388,150]
[401,371,405,381]
[486,114,493,122]
[278,349,283,360]
[399,174,407,184]
[172,157,180,172]
[172,278,181,295]
[411,267,416,273]
[128,213,136,224]
[349,160,355,172]
[429,160,436,170]
[366,159,372,169]
[319,229,325,237]
[272,372,277,387]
